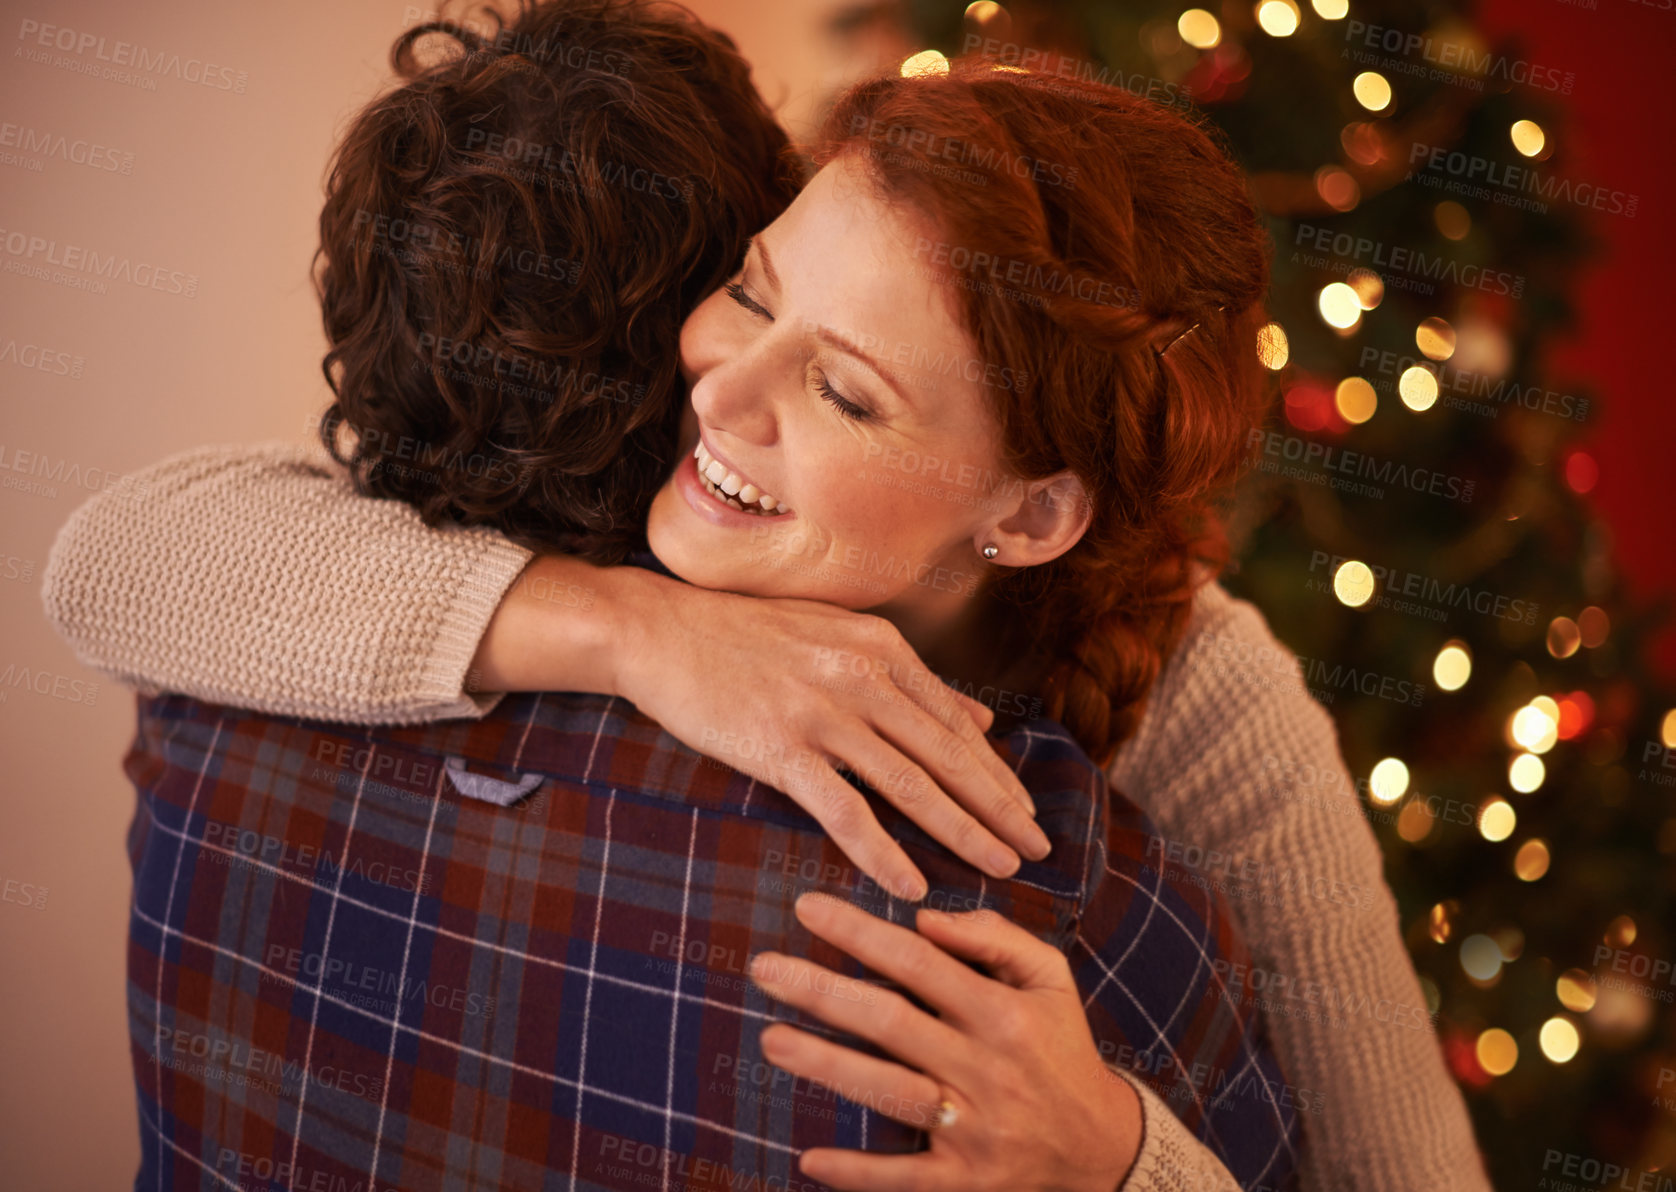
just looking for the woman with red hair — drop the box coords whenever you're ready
[46,21,1491,1192]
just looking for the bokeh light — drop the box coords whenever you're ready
[1335,376,1378,424]
[1478,799,1516,842]
[1353,71,1393,112]
[1178,8,1222,49]
[1318,282,1362,329]
[1333,560,1375,607]
[1515,839,1551,881]
[1256,0,1301,37]
[1539,1016,1580,1063]
[1257,321,1290,370]
[1399,365,1439,411]
[1433,641,1472,690]
[900,50,948,77]
[1510,119,1546,157]
[1369,757,1410,805]
[1509,752,1545,793]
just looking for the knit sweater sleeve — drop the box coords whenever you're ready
[40,441,535,724]
[1108,582,1493,1192]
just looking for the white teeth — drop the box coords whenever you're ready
[692,440,789,515]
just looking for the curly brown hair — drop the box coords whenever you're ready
[314,0,798,563]
[819,62,1275,765]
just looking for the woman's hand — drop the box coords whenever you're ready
[748,893,1143,1192]
[474,555,1050,901]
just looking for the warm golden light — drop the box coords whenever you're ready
[1461,934,1503,981]
[1428,901,1456,944]
[1479,798,1516,842]
[1556,969,1597,1013]
[900,50,949,77]
[1369,757,1410,805]
[965,0,1005,20]
[1397,799,1435,843]
[1346,268,1385,310]
[1333,560,1376,607]
[1662,709,1676,749]
[1335,376,1378,424]
[1539,1016,1580,1063]
[1578,606,1610,648]
[1315,166,1360,211]
[1398,365,1439,411]
[1311,0,1349,16]
[1511,119,1547,157]
[1606,915,1637,947]
[1515,838,1551,881]
[1476,1028,1518,1076]
[1416,317,1456,360]
[1318,282,1362,329]
[1256,0,1302,37]
[1353,71,1393,112]
[1434,200,1471,240]
[1178,8,1222,49]
[1509,752,1546,793]
[1433,642,1472,691]
[1547,616,1582,659]
[1512,705,1558,754]
[1257,321,1290,370]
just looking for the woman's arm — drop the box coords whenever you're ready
[42,440,535,724]
[41,440,1048,894]
[1110,583,1494,1192]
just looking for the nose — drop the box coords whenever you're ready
[683,306,783,449]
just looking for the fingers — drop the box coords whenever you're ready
[886,667,1034,819]
[747,949,972,1084]
[913,907,1075,992]
[868,702,1048,861]
[793,892,997,1027]
[759,1023,943,1130]
[780,762,929,902]
[823,720,1022,881]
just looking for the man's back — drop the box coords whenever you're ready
[123,689,1299,1191]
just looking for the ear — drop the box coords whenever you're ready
[978,471,1091,568]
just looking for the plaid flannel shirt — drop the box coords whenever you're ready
[123,689,1301,1192]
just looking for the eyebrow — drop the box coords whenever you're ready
[754,236,912,407]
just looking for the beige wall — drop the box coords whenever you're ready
[0,1,866,1185]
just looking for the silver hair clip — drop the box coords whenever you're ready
[1153,305,1227,358]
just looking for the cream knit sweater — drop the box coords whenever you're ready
[42,441,1493,1192]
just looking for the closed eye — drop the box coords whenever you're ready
[725,280,773,321]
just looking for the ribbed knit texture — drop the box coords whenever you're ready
[41,441,1492,1192]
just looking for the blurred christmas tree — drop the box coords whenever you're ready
[888,0,1674,1185]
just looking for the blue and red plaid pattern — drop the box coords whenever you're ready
[123,689,1301,1191]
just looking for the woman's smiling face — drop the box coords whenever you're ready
[647,153,1033,624]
